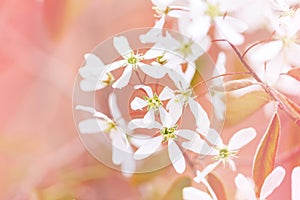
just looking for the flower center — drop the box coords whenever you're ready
[145,94,163,111]
[160,125,178,142]
[214,147,237,162]
[127,52,138,65]
[175,88,193,104]
[205,3,222,19]
[280,35,296,48]
[178,42,192,57]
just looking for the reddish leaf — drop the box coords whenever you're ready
[214,79,254,92]
[287,68,300,81]
[272,89,300,126]
[225,90,270,126]
[207,173,227,200]
[252,113,281,197]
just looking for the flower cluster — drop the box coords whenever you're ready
[74,0,300,199]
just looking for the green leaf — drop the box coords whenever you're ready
[252,113,281,197]
[161,176,191,200]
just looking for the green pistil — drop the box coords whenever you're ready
[205,3,222,19]
[214,147,237,161]
[281,36,296,47]
[161,125,178,142]
[178,42,192,57]
[145,94,163,111]
[127,52,138,65]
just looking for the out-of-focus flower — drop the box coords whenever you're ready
[183,187,213,200]
[180,0,248,45]
[140,0,189,43]
[292,166,300,200]
[247,9,300,95]
[182,163,219,200]
[76,93,135,177]
[130,84,173,125]
[79,53,115,92]
[235,166,286,200]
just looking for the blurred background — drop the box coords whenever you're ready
[1,0,299,199]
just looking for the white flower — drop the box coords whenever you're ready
[182,0,248,45]
[166,70,211,129]
[182,162,221,200]
[140,0,189,43]
[183,187,213,200]
[79,53,115,92]
[132,110,194,174]
[292,166,300,200]
[247,10,300,95]
[76,93,135,176]
[130,84,174,125]
[235,166,286,200]
[183,127,256,171]
[107,36,162,89]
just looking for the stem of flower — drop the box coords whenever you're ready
[193,71,252,88]
[213,39,300,126]
[135,70,143,84]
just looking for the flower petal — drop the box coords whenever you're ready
[106,60,126,72]
[168,99,183,124]
[140,16,165,43]
[260,166,286,199]
[228,127,256,151]
[128,119,161,130]
[234,173,256,199]
[75,105,111,121]
[292,166,300,200]
[110,131,127,165]
[194,162,220,183]
[159,107,174,127]
[113,36,132,56]
[188,98,210,134]
[133,136,163,160]
[78,118,107,133]
[203,128,223,148]
[79,54,104,76]
[144,109,155,125]
[214,16,247,45]
[248,40,283,63]
[139,63,168,79]
[112,66,132,89]
[108,93,127,129]
[168,139,186,174]
[130,97,148,110]
[159,86,174,101]
[134,84,153,97]
[182,187,213,200]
